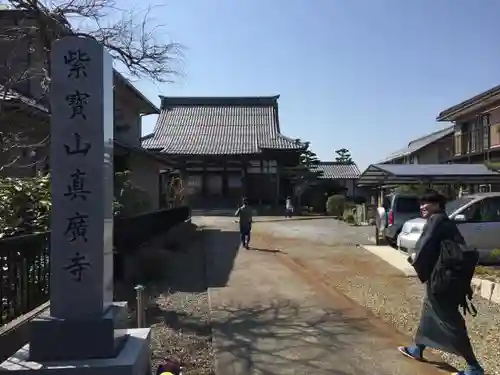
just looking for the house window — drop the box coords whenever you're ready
[483,114,491,150]
[490,123,500,148]
[458,122,472,154]
[470,122,476,152]
[454,132,462,155]
[470,119,483,152]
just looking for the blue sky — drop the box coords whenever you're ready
[120,0,500,170]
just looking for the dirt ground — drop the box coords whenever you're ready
[198,216,455,375]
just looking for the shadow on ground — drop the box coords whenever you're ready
[252,216,329,223]
[146,304,212,337]
[247,247,284,254]
[192,210,235,217]
[204,229,242,288]
[211,299,367,374]
[146,227,243,292]
[147,298,364,374]
[210,299,456,374]
[192,207,329,219]
[161,231,209,293]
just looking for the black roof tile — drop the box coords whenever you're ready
[142,96,303,155]
[311,162,361,179]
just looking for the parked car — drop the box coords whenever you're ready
[375,193,421,245]
[398,193,500,264]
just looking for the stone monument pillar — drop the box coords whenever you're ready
[0,36,151,375]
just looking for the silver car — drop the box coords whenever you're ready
[375,193,421,245]
[397,193,500,264]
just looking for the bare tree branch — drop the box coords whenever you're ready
[7,0,183,82]
[0,0,182,171]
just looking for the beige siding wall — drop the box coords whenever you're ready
[0,110,49,177]
[114,92,142,146]
[0,16,32,95]
[0,12,146,151]
[488,107,500,124]
[128,153,160,211]
[0,15,55,101]
[489,107,500,148]
[410,135,453,164]
[413,145,438,164]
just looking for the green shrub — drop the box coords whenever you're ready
[489,248,500,262]
[114,171,152,217]
[0,170,151,237]
[0,174,51,238]
[326,194,346,217]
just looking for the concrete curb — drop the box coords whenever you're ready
[360,244,500,305]
[471,277,500,304]
[360,245,416,277]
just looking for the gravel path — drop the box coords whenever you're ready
[302,248,500,375]
[148,291,213,375]
[143,227,214,375]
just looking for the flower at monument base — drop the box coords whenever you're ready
[156,358,182,375]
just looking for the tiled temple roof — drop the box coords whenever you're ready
[312,162,361,179]
[142,96,303,155]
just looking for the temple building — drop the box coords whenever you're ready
[142,95,304,207]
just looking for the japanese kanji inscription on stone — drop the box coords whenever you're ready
[50,36,114,320]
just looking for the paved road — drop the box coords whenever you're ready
[196,216,450,375]
[195,215,375,245]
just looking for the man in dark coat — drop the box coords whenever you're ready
[397,191,484,375]
[235,197,253,249]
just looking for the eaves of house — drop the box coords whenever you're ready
[0,85,167,165]
[378,126,453,164]
[114,71,159,115]
[437,84,500,122]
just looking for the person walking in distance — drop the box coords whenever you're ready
[285,196,294,218]
[398,190,483,375]
[235,197,253,249]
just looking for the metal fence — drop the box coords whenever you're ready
[0,232,50,326]
[0,206,190,326]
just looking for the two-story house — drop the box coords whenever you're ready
[378,126,454,165]
[0,8,169,212]
[437,84,500,164]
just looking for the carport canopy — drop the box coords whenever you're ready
[357,163,500,186]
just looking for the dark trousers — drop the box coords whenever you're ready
[415,292,478,366]
[285,208,293,218]
[240,224,251,246]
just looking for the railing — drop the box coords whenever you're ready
[0,206,190,326]
[114,206,190,255]
[454,128,500,157]
[0,232,50,326]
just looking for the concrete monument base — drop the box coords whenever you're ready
[29,302,128,362]
[0,328,151,375]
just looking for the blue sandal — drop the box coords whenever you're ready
[452,365,484,375]
[397,346,423,361]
